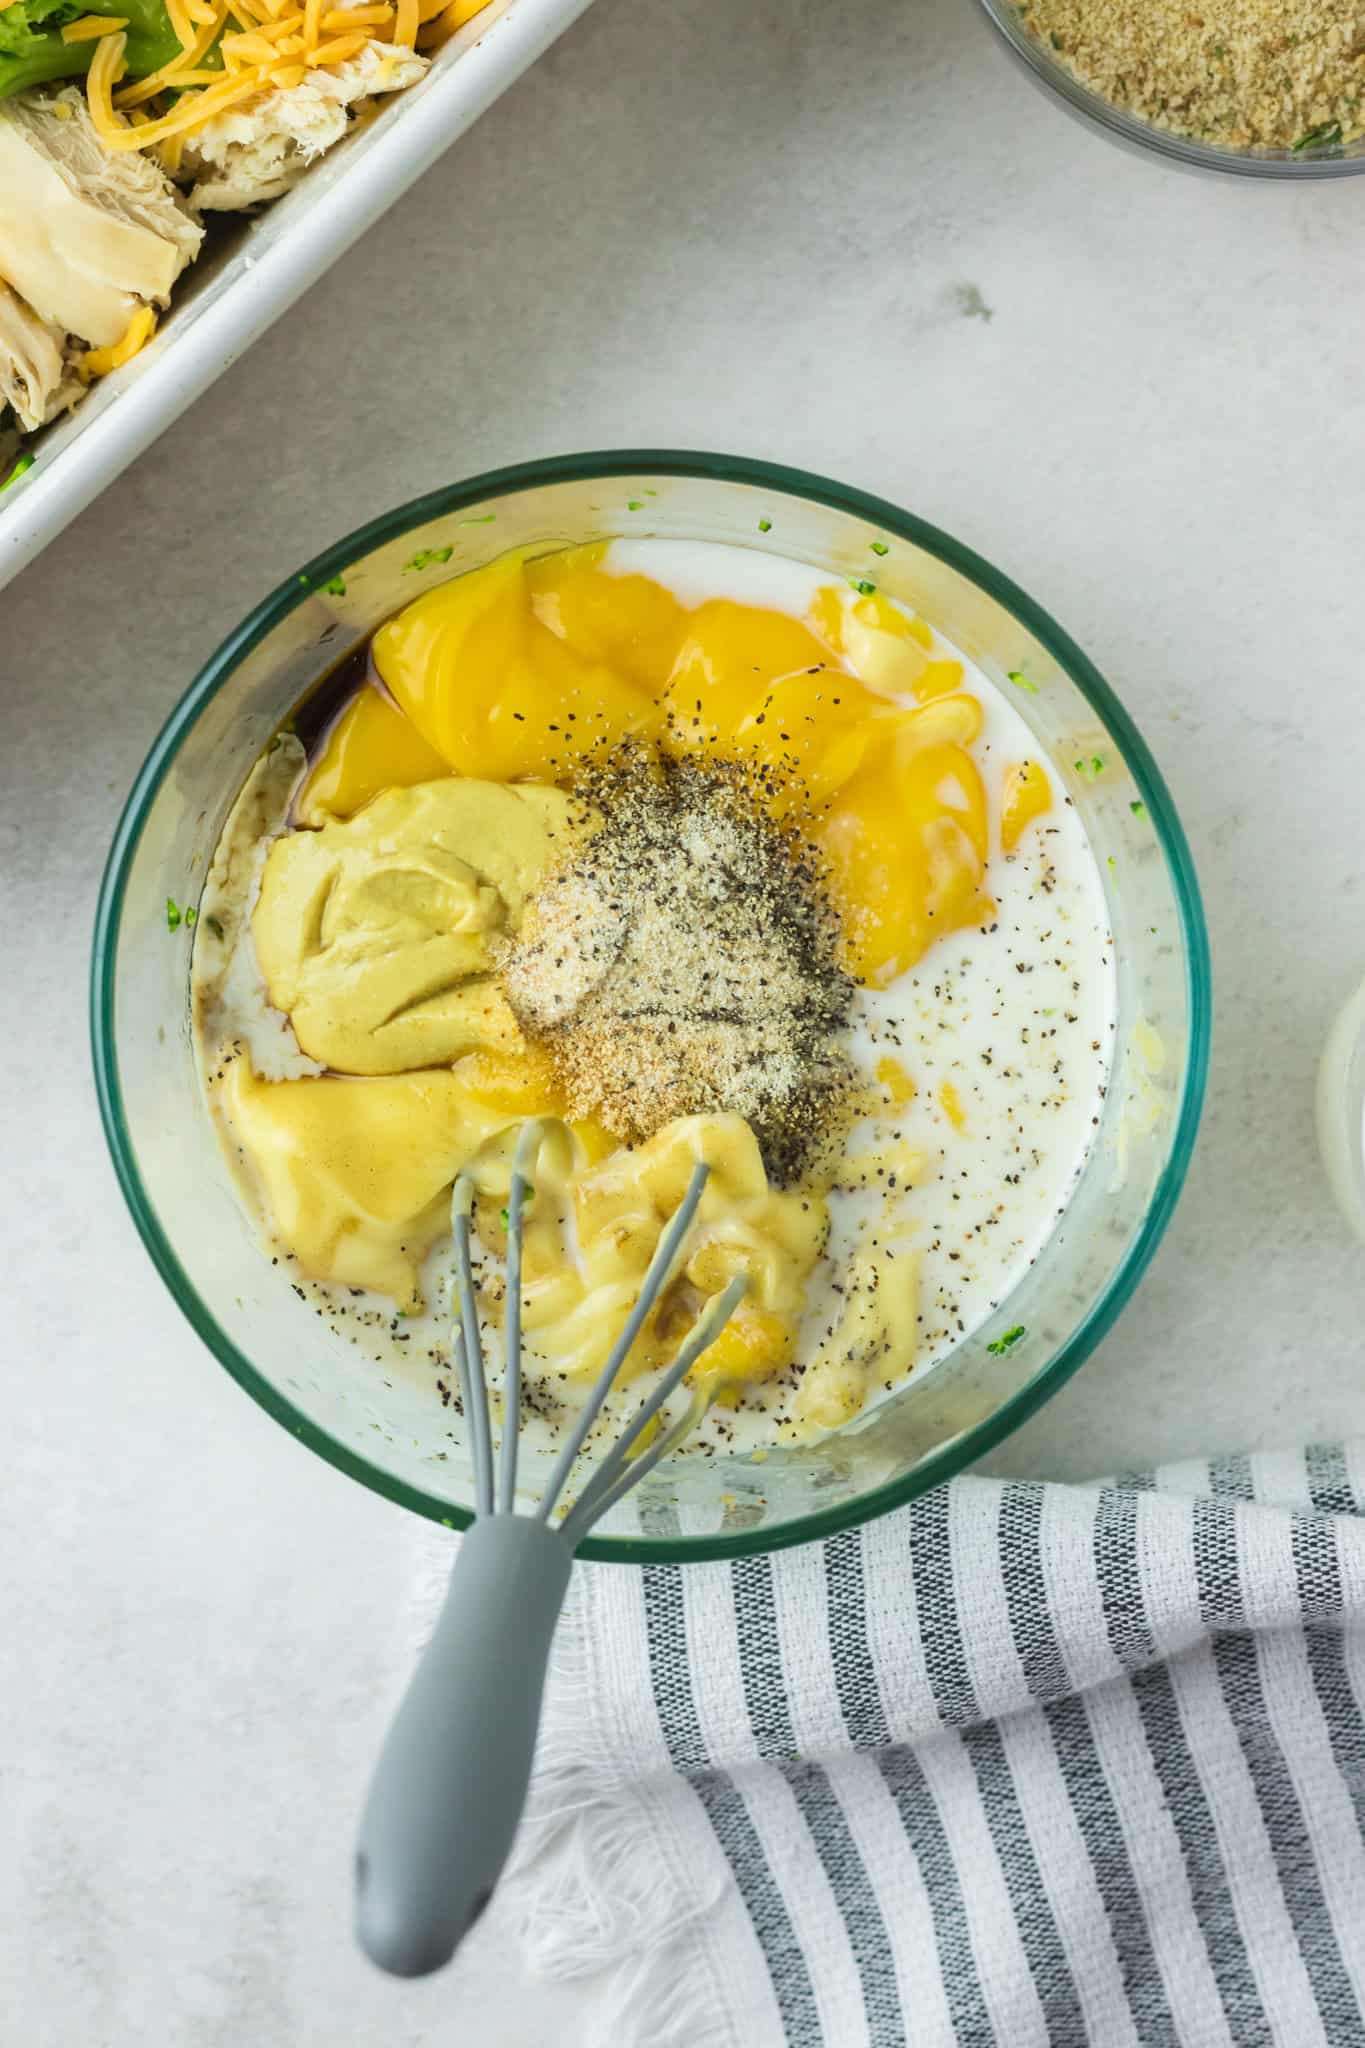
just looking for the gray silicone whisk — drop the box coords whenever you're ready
[355,1118,744,1978]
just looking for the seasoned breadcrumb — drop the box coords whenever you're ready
[1014,0,1365,150]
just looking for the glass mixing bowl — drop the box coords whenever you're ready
[92,452,1210,1560]
[975,0,1365,180]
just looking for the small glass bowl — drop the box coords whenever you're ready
[975,0,1365,181]
[91,452,1211,1561]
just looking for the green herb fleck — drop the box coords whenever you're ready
[1130,799,1148,820]
[296,573,310,587]
[758,518,773,533]
[166,898,183,932]
[185,906,197,928]
[1293,120,1343,151]
[458,514,497,525]
[1,452,35,492]
[322,574,346,597]
[1008,669,1039,694]
[987,1325,1026,1355]
[627,499,645,511]
[405,546,454,571]
[1073,754,1105,781]
[869,539,889,557]
[1107,855,1117,876]
[849,577,878,596]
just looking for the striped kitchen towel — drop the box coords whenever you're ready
[423,1444,1365,2045]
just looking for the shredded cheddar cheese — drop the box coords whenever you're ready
[79,304,157,377]
[71,7,126,26]
[113,0,229,105]
[222,27,278,59]
[60,13,129,39]
[115,63,218,103]
[86,27,130,133]
[304,28,362,58]
[265,15,307,37]
[164,0,199,49]
[78,0,493,161]
[420,0,488,51]
[100,66,259,144]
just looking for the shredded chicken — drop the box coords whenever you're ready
[0,25,435,456]
[0,281,71,431]
[181,41,427,211]
[0,87,201,346]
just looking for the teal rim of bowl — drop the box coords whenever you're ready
[91,449,1212,1564]
[975,0,1365,179]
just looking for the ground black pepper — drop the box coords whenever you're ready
[501,749,855,1185]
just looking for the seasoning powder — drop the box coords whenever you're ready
[500,753,855,1184]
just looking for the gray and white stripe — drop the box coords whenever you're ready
[487,1444,1365,2047]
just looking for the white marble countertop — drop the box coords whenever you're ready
[6,0,1365,2036]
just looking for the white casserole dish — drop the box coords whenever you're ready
[0,0,592,594]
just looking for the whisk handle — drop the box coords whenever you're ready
[355,1514,574,1978]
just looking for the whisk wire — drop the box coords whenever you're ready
[450,1136,744,1538]
[498,1119,549,1514]
[534,1158,712,1524]
[451,1176,494,1518]
[558,1273,747,1544]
